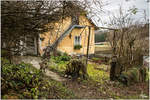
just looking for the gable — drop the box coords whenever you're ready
[79,15,98,29]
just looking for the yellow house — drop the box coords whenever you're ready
[38,14,97,56]
[20,13,97,56]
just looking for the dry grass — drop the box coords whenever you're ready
[95,45,111,51]
[95,43,112,54]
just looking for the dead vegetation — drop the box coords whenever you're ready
[65,59,88,79]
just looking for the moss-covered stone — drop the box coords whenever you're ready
[119,67,148,85]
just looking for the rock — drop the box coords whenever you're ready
[43,86,46,89]
[68,75,72,79]
[103,91,106,94]
[140,94,148,99]
[82,85,86,88]
[64,74,68,78]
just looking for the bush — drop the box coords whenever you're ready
[51,53,71,63]
[1,61,42,97]
[119,67,148,85]
[1,58,76,99]
[59,53,71,61]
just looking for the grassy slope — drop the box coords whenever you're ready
[1,59,76,99]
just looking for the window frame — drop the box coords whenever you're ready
[74,36,81,45]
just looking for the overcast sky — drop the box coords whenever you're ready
[92,0,149,27]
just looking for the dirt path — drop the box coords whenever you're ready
[64,80,103,99]
[17,56,102,98]
[12,56,66,82]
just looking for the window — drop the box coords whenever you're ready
[74,36,81,45]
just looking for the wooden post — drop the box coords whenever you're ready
[110,56,117,81]
[86,26,91,65]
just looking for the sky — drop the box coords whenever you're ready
[91,0,149,27]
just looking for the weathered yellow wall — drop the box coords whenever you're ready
[58,27,95,55]
[39,17,72,54]
[39,15,95,55]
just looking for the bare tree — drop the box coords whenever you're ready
[107,6,149,73]
[1,1,64,57]
[1,0,90,58]
[42,0,100,58]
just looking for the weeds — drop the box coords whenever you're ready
[1,57,76,99]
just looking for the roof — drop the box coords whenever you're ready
[85,15,99,30]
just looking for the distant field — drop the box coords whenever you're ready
[95,42,112,52]
[95,42,112,55]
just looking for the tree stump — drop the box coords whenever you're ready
[65,59,88,79]
[110,56,117,81]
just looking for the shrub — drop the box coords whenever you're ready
[91,57,100,61]
[119,67,148,85]
[1,62,42,97]
[74,45,82,50]
[59,53,71,61]
[1,58,76,99]
[51,53,71,63]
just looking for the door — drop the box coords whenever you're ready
[25,35,37,55]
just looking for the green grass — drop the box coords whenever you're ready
[48,58,109,82]
[91,57,100,61]
[87,64,109,83]
[48,56,109,81]
[48,60,69,76]
[39,78,76,99]
[47,59,149,99]
[47,55,71,76]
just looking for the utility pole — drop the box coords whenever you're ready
[86,26,91,65]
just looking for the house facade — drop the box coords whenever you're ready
[38,14,97,56]
[7,14,97,56]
